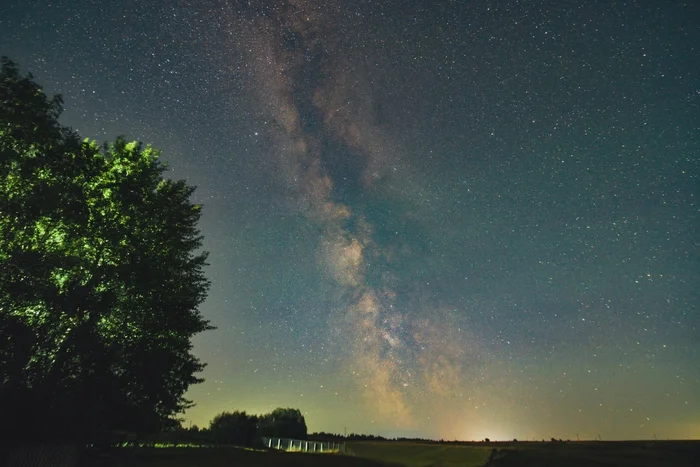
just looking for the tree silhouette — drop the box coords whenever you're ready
[0,57,212,441]
[209,411,259,446]
[257,408,308,440]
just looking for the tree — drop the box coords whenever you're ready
[257,408,308,440]
[209,411,259,447]
[0,57,212,441]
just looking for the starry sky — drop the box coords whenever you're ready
[2,0,699,441]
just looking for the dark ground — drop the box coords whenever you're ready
[7,440,698,467]
[487,440,700,467]
[81,446,398,467]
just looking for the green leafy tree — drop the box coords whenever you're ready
[0,57,212,441]
[258,408,308,440]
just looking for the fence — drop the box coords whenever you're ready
[261,437,345,454]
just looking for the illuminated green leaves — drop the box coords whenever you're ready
[1,57,211,439]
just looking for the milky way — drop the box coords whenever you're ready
[226,0,476,427]
[2,0,698,440]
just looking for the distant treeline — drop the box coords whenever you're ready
[307,433,534,444]
[120,408,577,448]
[170,408,307,447]
[307,432,475,443]
[308,432,389,442]
[172,420,501,447]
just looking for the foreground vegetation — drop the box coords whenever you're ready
[74,440,700,467]
[349,441,491,467]
[84,446,394,467]
[488,440,700,467]
[1,57,211,441]
[349,440,700,467]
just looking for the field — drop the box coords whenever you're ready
[488,440,700,467]
[346,440,700,467]
[85,446,394,467]
[348,440,700,467]
[348,441,492,467]
[76,440,700,467]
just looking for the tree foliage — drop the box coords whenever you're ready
[209,411,259,447]
[257,408,308,440]
[207,407,307,446]
[0,57,212,441]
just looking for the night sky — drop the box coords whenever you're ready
[2,0,699,441]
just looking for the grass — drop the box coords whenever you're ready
[348,441,493,467]
[489,440,700,467]
[80,440,700,467]
[86,445,396,467]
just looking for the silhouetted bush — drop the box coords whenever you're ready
[209,411,259,446]
[258,408,308,440]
